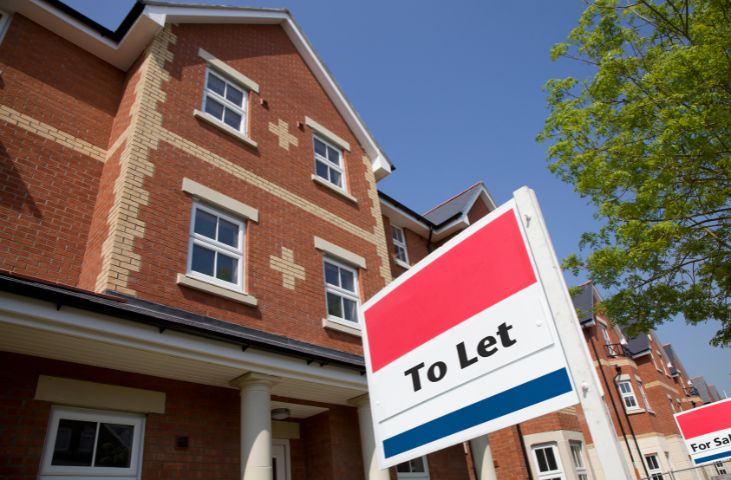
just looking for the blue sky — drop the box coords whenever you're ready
[65,0,729,396]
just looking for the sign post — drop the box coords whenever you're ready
[674,397,731,466]
[360,186,632,479]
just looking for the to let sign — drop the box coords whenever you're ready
[360,197,579,468]
[675,398,731,466]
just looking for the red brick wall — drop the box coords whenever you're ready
[488,428,530,480]
[0,16,125,286]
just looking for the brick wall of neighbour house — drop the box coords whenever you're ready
[488,428,531,480]
[73,22,393,356]
[0,15,124,285]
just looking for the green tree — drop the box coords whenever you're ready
[539,0,730,345]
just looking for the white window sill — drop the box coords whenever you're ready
[193,109,258,149]
[177,273,258,307]
[311,175,358,204]
[625,408,646,415]
[322,317,361,337]
[394,258,411,269]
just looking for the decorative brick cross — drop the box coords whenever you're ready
[270,247,305,290]
[268,119,299,151]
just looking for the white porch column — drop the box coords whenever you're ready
[350,394,390,480]
[230,372,279,480]
[470,436,498,480]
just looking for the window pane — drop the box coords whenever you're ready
[94,423,133,468]
[409,457,425,472]
[223,108,242,130]
[51,419,97,466]
[218,218,239,248]
[536,449,548,472]
[327,292,342,318]
[324,262,339,286]
[395,245,407,262]
[207,73,225,96]
[343,298,357,322]
[191,245,215,276]
[396,463,410,473]
[216,253,238,284]
[194,209,217,239]
[340,268,355,292]
[329,169,342,187]
[545,447,558,471]
[225,85,244,107]
[205,97,224,120]
[392,226,404,242]
[315,160,329,180]
[314,137,327,156]
[327,146,340,165]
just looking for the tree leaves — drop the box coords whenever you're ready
[540,0,731,345]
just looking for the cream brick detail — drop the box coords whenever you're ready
[0,104,106,162]
[270,247,306,290]
[268,119,299,150]
[362,155,392,284]
[95,27,177,295]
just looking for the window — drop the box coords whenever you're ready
[636,380,652,411]
[0,10,10,45]
[397,456,429,479]
[532,444,565,480]
[599,323,616,356]
[391,225,409,265]
[323,258,359,323]
[187,202,244,290]
[644,454,664,480]
[40,407,144,479]
[715,461,728,475]
[569,442,588,480]
[313,135,344,189]
[618,380,640,410]
[202,68,248,133]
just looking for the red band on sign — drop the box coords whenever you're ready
[364,210,536,372]
[676,399,731,439]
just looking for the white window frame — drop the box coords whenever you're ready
[569,441,589,480]
[396,455,430,479]
[187,201,245,291]
[313,134,346,191]
[599,323,616,356]
[391,225,410,266]
[532,443,565,480]
[618,380,640,411]
[644,453,664,480]
[715,461,728,475]
[0,9,11,45]
[40,406,144,479]
[202,67,249,134]
[636,380,653,412]
[323,257,360,325]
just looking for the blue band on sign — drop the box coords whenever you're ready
[694,450,731,465]
[382,368,573,459]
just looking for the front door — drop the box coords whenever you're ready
[272,440,290,480]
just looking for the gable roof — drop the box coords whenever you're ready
[423,182,496,225]
[1,0,393,179]
[571,282,596,325]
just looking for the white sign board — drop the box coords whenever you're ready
[675,397,731,466]
[360,194,579,468]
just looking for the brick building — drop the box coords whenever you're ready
[0,1,722,480]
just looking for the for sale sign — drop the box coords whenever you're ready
[675,398,731,465]
[360,198,579,468]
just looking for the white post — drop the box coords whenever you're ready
[469,437,498,480]
[513,187,633,480]
[350,394,390,480]
[230,372,279,480]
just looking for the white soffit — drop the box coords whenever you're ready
[1,0,393,179]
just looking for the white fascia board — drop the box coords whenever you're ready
[0,290,366,392]
[431,214,470,242]
[379,199,430,237]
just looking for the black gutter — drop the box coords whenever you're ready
[41,0,145,43]
[378,190,465,231]
[0,273,365,371]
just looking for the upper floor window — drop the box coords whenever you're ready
[40,407,144,479]
[599,323,616,356]
[636,380,652,411]
[645,454,664,480]
[569,441,588,480]
[313,135,344,190]
[532,443,564,480]
[203,69,248,134]
[397,456,429,479]
[618,380,640,411]
[188,202,244,290]
[391,225,410,265]
[324,258,359,323]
